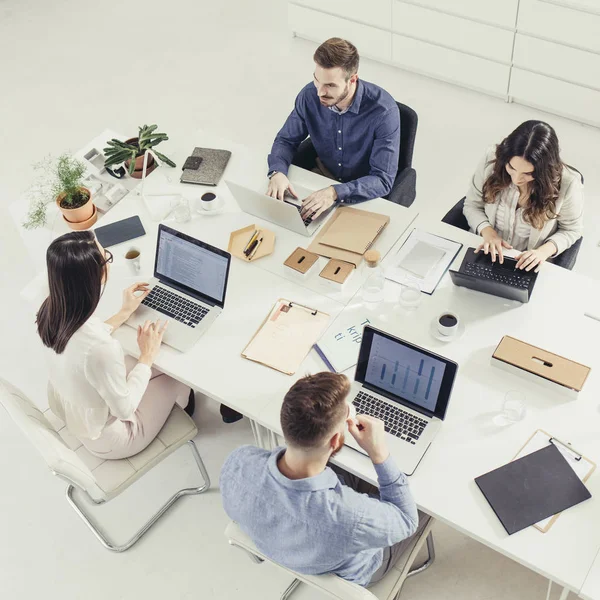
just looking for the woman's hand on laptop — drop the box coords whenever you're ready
[347,414,390,465]
[121,282,150,318]
[475,227,512,264]
[301,186,337,219]
[267,172,298,201]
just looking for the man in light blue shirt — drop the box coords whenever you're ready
[220,372,426,586]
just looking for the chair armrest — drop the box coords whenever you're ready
[386,168,416,207]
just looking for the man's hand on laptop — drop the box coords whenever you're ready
[301,186,337,220]
[347,414,390,465]
[267,172,298,201]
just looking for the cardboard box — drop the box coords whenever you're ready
[491,335,591,399]
[319,259,354,290]
[283,247,320,279]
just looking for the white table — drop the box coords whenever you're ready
[581,550,600,600]
[257,216,600,600]
[12,129,417,435]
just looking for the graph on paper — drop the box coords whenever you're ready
[364,333,446,412]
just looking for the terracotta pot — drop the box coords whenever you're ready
[56,187,96,230]
[124,137,157,179]
[62,204,98,230]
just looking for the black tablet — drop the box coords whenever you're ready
[94,215,146,248]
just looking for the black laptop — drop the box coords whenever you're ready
[449,247,538,303]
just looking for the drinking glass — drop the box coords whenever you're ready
[493,391,527,426]
[398,281,422,310]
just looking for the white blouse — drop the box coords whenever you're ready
[45,317,151,440]
[494,187,531,252]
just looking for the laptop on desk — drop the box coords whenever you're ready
[225,180,332,236]
[449,247,538,303]
[345,326,458,476]
[126,224,231,352]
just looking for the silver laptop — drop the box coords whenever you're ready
[126,224,231,352]
[225,180,331,236]
[345,326,458,475]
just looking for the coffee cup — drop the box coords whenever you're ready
[437,312,459,337]
[199,192,221,212]
[125,247,141,274]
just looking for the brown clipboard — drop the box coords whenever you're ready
[241,298,330,375]
[512,429,596,533]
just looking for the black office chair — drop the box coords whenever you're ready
[441,167,585,270]
[290,101,419,207]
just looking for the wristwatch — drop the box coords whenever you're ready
[268,170,279,179]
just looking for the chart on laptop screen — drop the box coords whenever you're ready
[365,333,446,412]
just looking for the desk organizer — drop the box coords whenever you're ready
[228,225,275,262]
[491,335,591,399]
[318,258,354,290]
[284,247,320,279]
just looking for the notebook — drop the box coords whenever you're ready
[314,306,381,373]
[320,209,389,254]
[180,147,232,186]
[475,443,592,535]
[242,299,330,375]
[308,207,390,267]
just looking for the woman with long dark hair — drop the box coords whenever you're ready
[463,120,583,271]
[37,231,193,460]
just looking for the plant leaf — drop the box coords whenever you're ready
[154,151,176,168]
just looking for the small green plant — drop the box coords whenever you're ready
[23,154,89,230]
[103,124,176,175]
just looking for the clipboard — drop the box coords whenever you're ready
[513,429,596,533]
[242,299,330,375]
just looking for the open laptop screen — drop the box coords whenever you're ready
[154,225,230,307]
[355,326,457,420]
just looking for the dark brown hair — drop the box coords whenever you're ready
[37,231,107,354]
[481,120,563,230]
[313,38,359,79]
[280,373,351,449]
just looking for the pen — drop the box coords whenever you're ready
[243,229,259,255]
[248,237,263,260]
[584,312,600,323]
[245,238,259,258]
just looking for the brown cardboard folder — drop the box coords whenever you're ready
[308,207,390,267]
[242,299,330,375]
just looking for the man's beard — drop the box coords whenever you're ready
[330,433,345,458]
[321,82,351,106]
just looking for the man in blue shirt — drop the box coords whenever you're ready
[267,38,400,221]
[220,372,427,587]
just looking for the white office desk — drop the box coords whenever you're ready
[257,216,600,599]
[581,550,600,600]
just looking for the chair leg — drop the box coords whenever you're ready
[406,532,436,578]
[280,579,301,600]
[66,440,210,552]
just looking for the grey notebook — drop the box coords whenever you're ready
[180,147,232,186]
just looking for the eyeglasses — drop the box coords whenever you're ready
[103,249,114,265]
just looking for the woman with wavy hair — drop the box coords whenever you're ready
[463,120,583,271]
[37,231,194,460]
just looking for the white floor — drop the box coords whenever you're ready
[1,0,598,598]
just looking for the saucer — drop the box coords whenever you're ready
[430,319,465,343]
[197,204,225,217]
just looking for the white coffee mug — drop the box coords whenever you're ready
[437,312,459,337]
[124,247,141,274]
[200,192,221,212]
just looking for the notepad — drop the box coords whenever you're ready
[475,441,592,535]
[242,299,330,375]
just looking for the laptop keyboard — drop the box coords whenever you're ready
[291,203,313,226]
[142,286,208,328]
[464,262,531,289]
[353,392,428,445]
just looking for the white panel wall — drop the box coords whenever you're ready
[288,0,600,127]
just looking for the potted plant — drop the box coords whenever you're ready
[24,154,97,230]
[103,124,176,179]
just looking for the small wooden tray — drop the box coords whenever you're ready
[228,224,275,262]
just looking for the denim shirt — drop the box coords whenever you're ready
[268,80,400,204]
[220,446,418,586]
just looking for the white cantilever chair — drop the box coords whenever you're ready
[225,518,435,600]
[0,378,210,552]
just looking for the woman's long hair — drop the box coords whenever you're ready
[481,120,563,230]
[37,231,106,354]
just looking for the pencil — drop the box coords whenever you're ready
[248,237,264,260]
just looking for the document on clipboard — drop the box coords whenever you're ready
[513,429,595,532]
[242,299,330,375]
